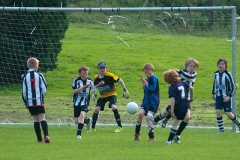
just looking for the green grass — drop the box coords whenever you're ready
[0,125,240,160]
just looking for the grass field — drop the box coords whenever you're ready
[0,125,240,160]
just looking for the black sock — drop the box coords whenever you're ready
[168,128,177,141]
[34,122,42,141]
[148,127,154,138]
[166,114,171,120]
[77,123,84,135]
[83,118,88,124]
[113,109,122,127]
[154,113,164,122]
[135,122,141,134]
[176,121,188,136]
[92,113,98,129]
[40,120,49,137]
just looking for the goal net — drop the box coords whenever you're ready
[0,7,239,129]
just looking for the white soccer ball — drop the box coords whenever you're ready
[126,102,139,115]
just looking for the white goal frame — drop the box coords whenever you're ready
[0,6,237,132]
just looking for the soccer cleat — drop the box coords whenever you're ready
[87,128,96,133]
[148,138,156,142]
[173,135,180,143]
[37,140,44,143]
[161,118,168,128]
[147,113,158,125]
[165,140,172,145]
[76,135,81,139]
[86,117,92,132]
[44,136,50,143]
[134,133,140,141]
[217,130,224,134]
[114,126,123,133]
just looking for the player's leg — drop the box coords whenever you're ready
[160,105,171,128]
[108,96,122,132]
[147,111,156,141]
[134,109,144,141]
[215,96,224,133]
[174,110,190,143]
[36,107,50,143]
[224,100,240,131]
[88,98,105,132]
[76,106,88,139]
[74,106,81,138]
[165,118,179,145]
[29,108,42,142]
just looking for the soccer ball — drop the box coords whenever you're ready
[126,102,139,115]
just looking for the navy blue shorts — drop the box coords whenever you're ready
[28,107,45,116]
[215,96,232,112]
[96,95,117,111]
[174,110,187,120]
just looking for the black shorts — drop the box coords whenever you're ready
[174,110,187,120]
[74,105,88,118]
[96,96,117,111]
[28,107,45,116]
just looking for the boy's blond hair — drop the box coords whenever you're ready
[78,66,89,73]
[184,58,199,69]
[143,63,154,71]
[27,57,39,69]
[163,69,180,84]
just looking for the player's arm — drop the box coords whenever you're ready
[118,78,129,99]
[73,84,91,94]
[189,86,194,102]
[212,74,216,100]
[170,97,176,119]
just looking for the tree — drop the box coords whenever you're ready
[0,0,69,84]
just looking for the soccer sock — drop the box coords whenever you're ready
[83,118,88,124]
[92,113,98,129]
[77,123,84,136]
[135,122,141,134]
[217,117,224,132]
[34,122,42,141]
[165,114,171,120]
[40,120,49,137]
[148,126,154,138]
[168,128,177,141]
[113,109,122,128]
[176,121,188,136]
[154,113,164,123]
[232,116,240,125]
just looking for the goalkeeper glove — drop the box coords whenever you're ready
[92,93,97,101]
[123,88,130,99]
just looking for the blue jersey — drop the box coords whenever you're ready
[168,82,189,113]
[141,75,160,110]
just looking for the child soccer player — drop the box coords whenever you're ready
[134,63,160,141]
[72,66,97,139]
[88,62,129,133]
[212,58,240,133]
[149,58,199,143]
[21,57,50,143]
[162,69,193,145]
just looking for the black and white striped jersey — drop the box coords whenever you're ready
[72,77,94,107]
[179,69,197,100]
[212,70,236,98]
[179,69,197,87]
[21,69,47,107]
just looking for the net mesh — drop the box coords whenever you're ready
[0,8,239,127]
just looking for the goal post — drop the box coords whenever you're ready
[0,6,238,131]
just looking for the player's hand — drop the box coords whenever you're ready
[83,84,91,90]
[223,96,230,102]
[190,98,194,102]
[123,88,130,99]
[92,93,97,101]
[212,95,216,101]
